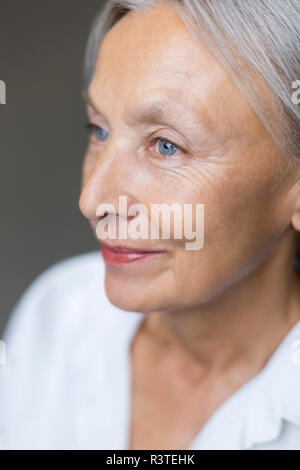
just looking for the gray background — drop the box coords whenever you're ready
[0,0,105,334]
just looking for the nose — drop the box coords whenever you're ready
[79,140,138,221]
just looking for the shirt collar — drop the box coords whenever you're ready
[243,319,300,449]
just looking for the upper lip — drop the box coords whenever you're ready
[100,241,166,253]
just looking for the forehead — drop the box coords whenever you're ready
[91,3,227,99]
[88,2,261,141]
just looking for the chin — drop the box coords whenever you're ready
[104,273,151,313]
[103,271,171,313]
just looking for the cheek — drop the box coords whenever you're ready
[166,161,290,303]
[203,160,288,258]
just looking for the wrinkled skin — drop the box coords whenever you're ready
[79,1,300,448]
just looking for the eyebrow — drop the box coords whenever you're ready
[82,87,215,134]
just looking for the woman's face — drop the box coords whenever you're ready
[79,2,298,313]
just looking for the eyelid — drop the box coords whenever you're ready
[86,120,110,134]
[85,122,101,135]
[86,122,95,131]
[86,105,109,129]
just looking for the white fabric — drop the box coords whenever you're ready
[0,250,300,450]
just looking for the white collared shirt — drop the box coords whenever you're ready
[0,250,300,450]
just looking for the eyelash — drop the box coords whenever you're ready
[85,122,186,158]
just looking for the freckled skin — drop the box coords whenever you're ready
[79,2,300,449]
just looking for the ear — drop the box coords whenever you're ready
[291,181,300,232]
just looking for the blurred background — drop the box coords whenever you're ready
[0,0,104,334]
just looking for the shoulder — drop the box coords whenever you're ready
[0,251,104,448]
[0,250,108,388]
[3,250,104,345]
[0,250,142,449]
[1,248,141,381]
[9,249,104,313]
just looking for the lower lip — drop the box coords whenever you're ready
[101,245,165,266]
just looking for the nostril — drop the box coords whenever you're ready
[98,210,109,220]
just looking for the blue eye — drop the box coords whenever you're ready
[158,139,179,156]
[86,122,109,142]
[93,125,109,141]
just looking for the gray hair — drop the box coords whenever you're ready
[83,0,300,180]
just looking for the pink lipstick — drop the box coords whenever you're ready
[100,242,166,265]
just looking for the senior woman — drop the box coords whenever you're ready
[1,0,300,451]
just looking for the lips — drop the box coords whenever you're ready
[100,241,166,265]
